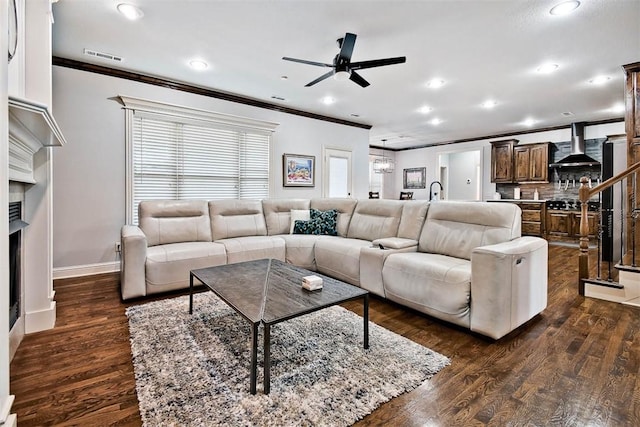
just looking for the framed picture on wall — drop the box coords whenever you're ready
[403,167,426,189]
[283,153,315,187]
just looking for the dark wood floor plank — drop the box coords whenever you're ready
[9,245,640,426]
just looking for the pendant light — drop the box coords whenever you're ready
[373,140,395,174]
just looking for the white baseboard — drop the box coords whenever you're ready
[53,261,120,279]
[25,301,56,333]
[0,396,16,427]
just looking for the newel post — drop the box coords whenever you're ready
[578,176,590,295]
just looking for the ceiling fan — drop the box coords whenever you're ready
[282,32,406,88]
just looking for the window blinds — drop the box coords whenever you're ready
[130,110,271,223]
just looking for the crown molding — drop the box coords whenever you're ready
[52,57,372,131]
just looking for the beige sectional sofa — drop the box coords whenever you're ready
[120,198,548,339]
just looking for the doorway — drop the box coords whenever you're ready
[438,149,482,201]
[323,147,352,198]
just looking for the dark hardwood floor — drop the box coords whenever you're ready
[10,245,640,426]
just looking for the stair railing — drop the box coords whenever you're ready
[578,160,640,294]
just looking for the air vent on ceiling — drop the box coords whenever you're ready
[83,48,123,62]
[561,111,575,117]
[271,95,286,101]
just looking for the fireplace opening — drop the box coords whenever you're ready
[9,201,27,330]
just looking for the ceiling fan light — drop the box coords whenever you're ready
[334,70,351,81]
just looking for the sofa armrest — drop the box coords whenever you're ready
[121,225,148,300]
[470,236,548,339]
[360,244,418,297]
[371,237,418,250]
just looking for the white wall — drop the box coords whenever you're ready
[51,66,370,271]
[393,122,625,200]
[1,0,12,423]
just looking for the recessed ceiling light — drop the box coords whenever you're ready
[549,1,580,16]
[418,105,432,114]
[426,79,445,89]
[271,95,286,101]
[561,111,574,116]
[117,3,144,20]
[350,113,360,118]
[589,75,611,85]
[482,100,498,109]
[189,59,208,71]
[537,63,559,74]
[430,118,442,126]
[522,118,537,127]
[321,96,335,105]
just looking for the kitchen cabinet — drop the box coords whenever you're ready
[546,210,571,237]
[624,62,640,145]
[546,210,599,240]
[513,143,549,183]
[520,202,546,237]
[490,139,517,183]
[491,140,549,183]
[488,200,545,237]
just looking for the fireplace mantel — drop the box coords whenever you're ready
[8,96,66,183]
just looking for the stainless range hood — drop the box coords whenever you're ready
[549,122,600,168]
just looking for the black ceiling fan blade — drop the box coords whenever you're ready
[349,71,370,88]
[305,70,335,87]
[337,33,357,63]
[350,56,406,70]
[282,57,333,67]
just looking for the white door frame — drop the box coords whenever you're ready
[322,146,352,198]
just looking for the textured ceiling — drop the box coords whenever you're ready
[52,0,640,149]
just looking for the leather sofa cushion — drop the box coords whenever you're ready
[314,237,371,286]
[420,201,520,260]
[310,198,357,237]
[347,199,404,241]
[383,251,471,327]
[279,234,326,270]
[139,200,212,247]
[218,236,285,264]
[209,200,267,240]
[262,199,310,235]
[397,201,430,240]
[146,241,227,290]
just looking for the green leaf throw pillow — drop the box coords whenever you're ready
[293,209,338,235]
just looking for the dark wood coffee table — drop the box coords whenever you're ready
[189,258,369,394]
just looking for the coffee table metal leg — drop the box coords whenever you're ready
[189,273,194,314]
[364,294,369,349]
[264,323,271,394]
[250,323,258,395]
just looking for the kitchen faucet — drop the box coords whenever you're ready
[429,181,443,201]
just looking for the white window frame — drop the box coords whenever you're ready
[119,95,278,224]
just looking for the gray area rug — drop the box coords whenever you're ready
[126,292,450,426]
